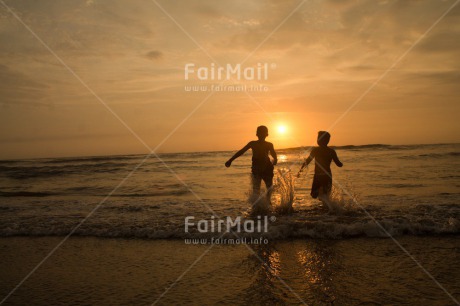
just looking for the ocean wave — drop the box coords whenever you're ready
[0,191,56,197]
[418,152,460,158]
[1,144,458,166]
[0,180,191,198]
[0,162,133,179]
[397,151,460,159]
[40,155,142,164]
[279,143,459,154]
[0,189,190,198]
[331,144,455,151]
[1,215,458,239]
[114,190,190,197]
[378,183,426,188]
[0,159,208,179]
[159,151,227,159]
[335,144,395,150]
[279,144,408,154]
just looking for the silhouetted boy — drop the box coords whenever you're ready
[299,131,343,199]
[225,126,277,197]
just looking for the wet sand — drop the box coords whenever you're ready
[1,237,459,305]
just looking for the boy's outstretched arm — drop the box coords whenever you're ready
[332,150,343,167]
[225,142,252,167]
[269,143,277,165]
[297,150,314,177]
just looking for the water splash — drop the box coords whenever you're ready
[245,174,271,216]
[320,178,358,214]
[247,190,271,216]
[273,168,295,214]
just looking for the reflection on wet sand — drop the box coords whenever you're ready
[241,240,340,305]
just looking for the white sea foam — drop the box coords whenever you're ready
[1,216,458,239]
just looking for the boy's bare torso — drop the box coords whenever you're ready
[311,146,339,175]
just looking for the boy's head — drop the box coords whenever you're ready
[256,125,269,139]
[317,131,330,147]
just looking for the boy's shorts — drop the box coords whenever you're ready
[311,174,332,198]
[251,163,274,185]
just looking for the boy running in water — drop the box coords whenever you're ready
[298,131,343,199]
[225,126,277,200]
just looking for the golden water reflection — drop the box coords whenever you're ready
[248,241,339,303]
[278,154,287,163]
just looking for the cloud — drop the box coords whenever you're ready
[397,70,460,88]
[0,64,49,105]
[417,31,460,54]
[145,50,163,60]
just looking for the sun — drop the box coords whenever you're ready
[277,125,287,134]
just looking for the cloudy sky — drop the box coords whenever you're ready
[0,0,459,159]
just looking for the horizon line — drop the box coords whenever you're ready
[1,142,458,162]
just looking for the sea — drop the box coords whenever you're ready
[0,143,459,305]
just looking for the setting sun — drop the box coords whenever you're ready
[277,125,287,134]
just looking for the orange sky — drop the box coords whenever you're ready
[1,0,459,159]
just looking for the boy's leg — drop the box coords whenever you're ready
[251,174,262,194]
[311,175,320,199]
[324,176,332,197]
[317,175,332,202]
[262,163,274,201]
[262,175,274,202]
